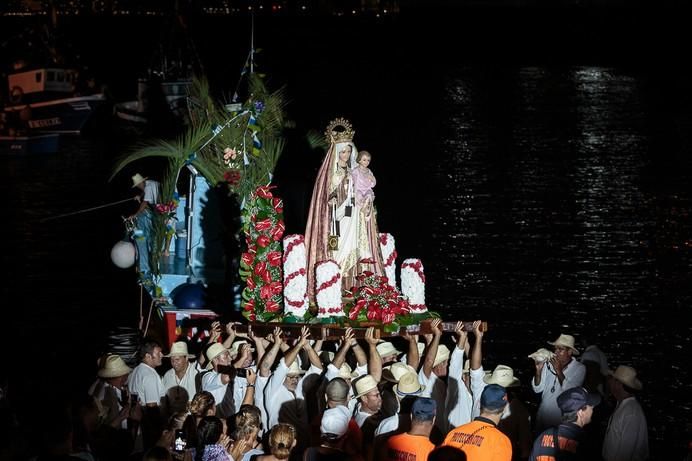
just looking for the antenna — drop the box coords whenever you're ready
[250,4,255,74]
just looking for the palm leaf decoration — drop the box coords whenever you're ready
[110,72,289,278]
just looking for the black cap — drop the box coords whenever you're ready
[557,387,601,413]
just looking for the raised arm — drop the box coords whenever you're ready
[423,319,443,378]
[351,333,368,369]
[259,327,283,377]
[284,326,310,368]
[470,320,483,371]
[249,329,268,367]
[364,327,382,382]
[303,336,324,371]
[403,332,420,370]
[241,368,257,406]
[332,328,353,369]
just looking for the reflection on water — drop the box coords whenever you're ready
[426,66,692,448]
[3,65,692,455]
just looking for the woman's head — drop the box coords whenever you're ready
[337,143,353,162]
[189,391,215,417]
[197,416,224,446]
[268,424,296,460]
[229,405,262,441]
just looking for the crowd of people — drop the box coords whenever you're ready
[21,319,649,461]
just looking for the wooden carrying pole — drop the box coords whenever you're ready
[234,319,488,341]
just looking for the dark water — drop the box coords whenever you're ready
[3,8,692,458]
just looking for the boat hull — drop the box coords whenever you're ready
[0,133,60,155]
[3,94,106,135]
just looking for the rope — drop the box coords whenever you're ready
[143,299,155,338]
[40,197,135,222]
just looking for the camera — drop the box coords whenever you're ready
[235,367,248,378]
[174,430,187,452]
[215,365,237,378]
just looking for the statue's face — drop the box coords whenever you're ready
[358,154,371,168]
[338,145,352,162]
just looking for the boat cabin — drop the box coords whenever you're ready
[8,68,77,96]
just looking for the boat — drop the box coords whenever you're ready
[2,67,107,135]
[113,73,192,126]
[0,133,60,155]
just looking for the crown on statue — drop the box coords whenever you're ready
[325,117,355,144]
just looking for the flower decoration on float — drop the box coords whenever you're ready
[239,185,286,322]
[342,271,412,334]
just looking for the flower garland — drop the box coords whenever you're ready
[401,258,427,313]
[282,234,309,319]
[379,233,397,288]
[239,185,285,321]
[315,260,343,319]
[343,271,410,333]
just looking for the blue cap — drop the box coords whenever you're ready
[412,397,437,421]
[557,387,601,413]
[480,384,508,411]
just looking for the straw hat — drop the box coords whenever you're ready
[433,345,451,367]
[164,341,194,359]
[97,354,132,378]
[229,340,254,359]
[528,348,556,363]
[548,334,580,355]
[609,365,643,390]
[382,362,417,383]
[353,375,379,399]
[338,362,358,380]
[206,343,229,364]
[393,372,424,397]
[131,173,147,188]
[286,360,306,376]
[376,342,401,359]
[483,364,520,388]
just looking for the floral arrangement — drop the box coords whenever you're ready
[315,260,343,319]
[401,258,428,314]
[343,271,412,333]
[282,234,309,319]
[239,185,285,321]
[379,233,397,288]
[154,195,180,239]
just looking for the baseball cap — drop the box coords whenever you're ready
[320,405,350,438]
[480,384,508,411]
[557,387,601,413]
[412,397,436,421]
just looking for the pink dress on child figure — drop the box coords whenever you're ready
[352,166,376,209]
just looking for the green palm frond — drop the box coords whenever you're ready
[306,129,328,151]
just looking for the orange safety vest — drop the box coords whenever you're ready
[443,418,513,461]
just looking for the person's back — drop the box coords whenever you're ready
[386,432,435,461]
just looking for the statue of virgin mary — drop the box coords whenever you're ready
[305,118,385,302]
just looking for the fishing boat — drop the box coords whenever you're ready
[3,67,107,135]
[0,132,60,155]
[113,73,192,126]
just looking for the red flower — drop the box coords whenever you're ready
[363,271,374,277]
[366,309,380,321]
[246,277,256,290]
[265,300,280,312]
[256,186,274,199]
[254,262,267,277]
[260,285,273,300]
[255,218,273,232]
[224,170,241,186]
[271,221,285,242]
[244,298,255,311]
[260,269,272,284]
[241,252,254,267]
[269,281,283,295]
[272,197,283,213]
[257,235,271,248]
[381,311,396,324]
[267,251,282,267]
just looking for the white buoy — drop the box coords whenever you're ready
[111,240,136,269]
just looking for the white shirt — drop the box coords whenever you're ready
[201,370,227,406]
[602,397,649,461]
[162,361,201,401]
[470,366,487,419]
[531,358,585,432]
[418,366,447,433]
[263,358,321,430]
[446,346,474,429]
[129,362,165,405]
[143,180,160,204]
